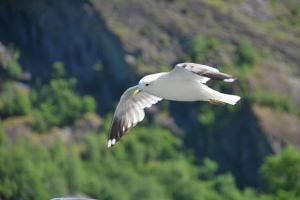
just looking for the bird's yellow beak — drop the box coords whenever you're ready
[133,89,141,96]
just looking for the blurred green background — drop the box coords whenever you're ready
[0,0,300,199]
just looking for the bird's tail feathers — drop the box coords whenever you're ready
[203,85,240,105]
[212,93,240,105]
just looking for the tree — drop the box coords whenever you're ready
[32,63,96,131]
[261,146,300,198]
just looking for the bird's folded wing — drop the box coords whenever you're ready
[108,86,162,148]
[174,62,235,83]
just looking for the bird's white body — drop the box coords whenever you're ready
[142,67,240,105]
[145,72,207,101]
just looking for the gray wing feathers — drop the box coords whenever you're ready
[108,86,162,147]
[175,63,235,83]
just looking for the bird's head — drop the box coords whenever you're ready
[133,74,161,96]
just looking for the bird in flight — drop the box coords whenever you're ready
[107,63,240,148]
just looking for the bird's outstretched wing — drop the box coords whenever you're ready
[108,86,162,148]
[174,62,235,83]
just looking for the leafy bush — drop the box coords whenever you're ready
[0,83,31,117]
[253,90,294,112]
[0,48,23,80]
[0,120,271,200]
[235,39,259,67]
[197,102,238,133]
[6,51,23,79]
[32,63,96,131]
[0,139,50,200]
[188,35,220,63]
[261,146,300,198]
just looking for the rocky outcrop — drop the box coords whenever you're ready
[0,0,136,110]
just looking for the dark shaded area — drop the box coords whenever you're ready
[0,0,134,111]
[170,101,272,187]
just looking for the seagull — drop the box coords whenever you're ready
[108,63,240,148]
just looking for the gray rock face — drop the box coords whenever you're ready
[0,0,133,87]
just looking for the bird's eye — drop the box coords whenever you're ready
[145,83,149,86]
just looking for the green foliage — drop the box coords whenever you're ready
[261,146,300,197]
[0,49,23,79]
[0,138,50,200]
[82,96,97,113]
[52,61,66,78]
[253,90,294,112]
[273,1,300,27]
[197,102,238,133]
[206,0,230,12]
[198,106,216,127]
[199,158,218,179]
[0,121,4,145]
[235,39,259,67]
[0,120,271,200]
[32,63,96,131]
[0,83,31,117]
[188,35,220,63]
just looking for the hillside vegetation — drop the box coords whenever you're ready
[0,0,300,199]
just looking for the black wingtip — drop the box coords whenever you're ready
[108,117,130,148]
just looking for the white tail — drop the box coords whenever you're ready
[218,94,240,105]
[203,85,240,105]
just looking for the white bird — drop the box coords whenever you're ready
[108,63,240,148]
